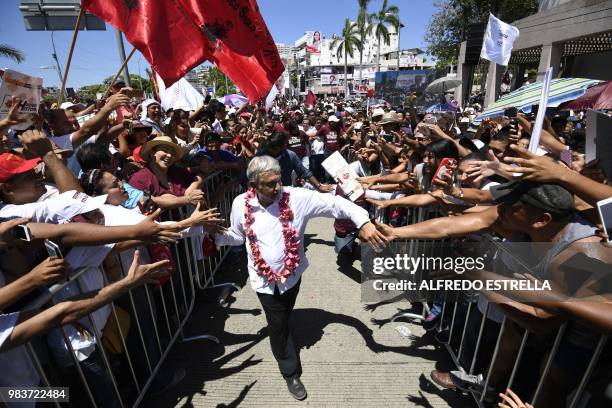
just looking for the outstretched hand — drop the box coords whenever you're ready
[372,219,397,241]
[358,221,389,251]
[126,249,170,286]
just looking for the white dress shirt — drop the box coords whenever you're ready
[215,186,370,294]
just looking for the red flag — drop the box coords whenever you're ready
[82,0,210,86]
[176,0,284,103]
[82,0,284,103]
[306,90,317,107]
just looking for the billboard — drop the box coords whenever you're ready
[305,31,322,54]
[374,69,436,107]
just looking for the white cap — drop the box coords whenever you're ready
[372,108,385,118]
[472,139,485,149]
[460,117,470,123]
[60,102,76,110]
[354,121,363,130]
[328,115,340,122]
[46,190,108,224]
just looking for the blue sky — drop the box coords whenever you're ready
[0,0,437,88]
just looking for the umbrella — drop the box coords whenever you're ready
[219,94,248,107]
[425,76,462,94]
[559,80,612,111]
[473,77,602,125]
[425,102,458,113]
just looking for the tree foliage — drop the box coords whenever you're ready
[424,0,538,67]
[0,44,25,63]
[202,67,236,96]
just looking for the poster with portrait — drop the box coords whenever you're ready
[305,31,322,54]
[320,74,339,86]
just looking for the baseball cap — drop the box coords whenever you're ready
[328,115,340,123]
[490,180,574,216]
[44,191,108,224]
[372,108,385,118]
[60,102,76,110]
[0,153,41,183]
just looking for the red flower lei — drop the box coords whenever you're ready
[244,187,300,283]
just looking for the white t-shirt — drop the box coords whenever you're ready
[0,272,40,397]
[311,136,324,155]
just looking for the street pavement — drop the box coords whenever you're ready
[148,217,473,407]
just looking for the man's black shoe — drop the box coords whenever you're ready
[285,374,307,400]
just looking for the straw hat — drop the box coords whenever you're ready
[139,135,183,162]
[378,112,401,125]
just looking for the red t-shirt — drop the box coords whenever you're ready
[320,125,341,152]
[333,186,368,237]
[128,165,195,197]
[286,130,308,158]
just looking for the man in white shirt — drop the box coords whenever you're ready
[215,156,387,400]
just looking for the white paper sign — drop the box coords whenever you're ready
[480,14,520,66]
[322,151,365,202]
[0,69,43,130]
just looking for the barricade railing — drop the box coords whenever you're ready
[375,204,610,407]
[4,169,245,407]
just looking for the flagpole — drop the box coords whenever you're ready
[104,47,137,96]
[58,6,85,105]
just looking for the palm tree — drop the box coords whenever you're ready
[356,0,373,85]
[0,44,25,63]
[331,18,362,97]
[369,0,399,72]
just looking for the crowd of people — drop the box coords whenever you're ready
[0,76,611,406]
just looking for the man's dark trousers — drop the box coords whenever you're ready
[256,279,302,378]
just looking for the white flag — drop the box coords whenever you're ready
[156,73,204,112]
[480,14,519,66]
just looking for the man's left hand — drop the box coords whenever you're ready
[358,221,389,250]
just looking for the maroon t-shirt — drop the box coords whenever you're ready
[286,130,308,158]
[333,186,368,237]
[128,165,195,197]
[319,125,341,152]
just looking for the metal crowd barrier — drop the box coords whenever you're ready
[375,205,611,407]
[4,169,245,407]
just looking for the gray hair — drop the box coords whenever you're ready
[246,155,281,184]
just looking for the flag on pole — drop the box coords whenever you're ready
[82,0,284,103]
[480,14,519,66]
[156,73,204,112]
[178,0,284,103]
[305,90,317,107]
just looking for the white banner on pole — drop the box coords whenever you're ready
[528,67,553,154]
[156,73,204,111]
[480,13,520,66]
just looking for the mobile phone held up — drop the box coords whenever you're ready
[12,224,33,241]
[433,158,457,184]
[44,239,63,259]
[596,197,612,244]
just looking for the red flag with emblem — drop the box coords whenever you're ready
[82,0,284,103]
[176,0,284,103]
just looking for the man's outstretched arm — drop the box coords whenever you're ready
[375,205,501,241]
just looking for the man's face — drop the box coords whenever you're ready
[253,171,281,204]
[215,109,226,120]
[100,172,129,205]
[1,170,46,204]
[50,110,79,135]
[206,140,221,154]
